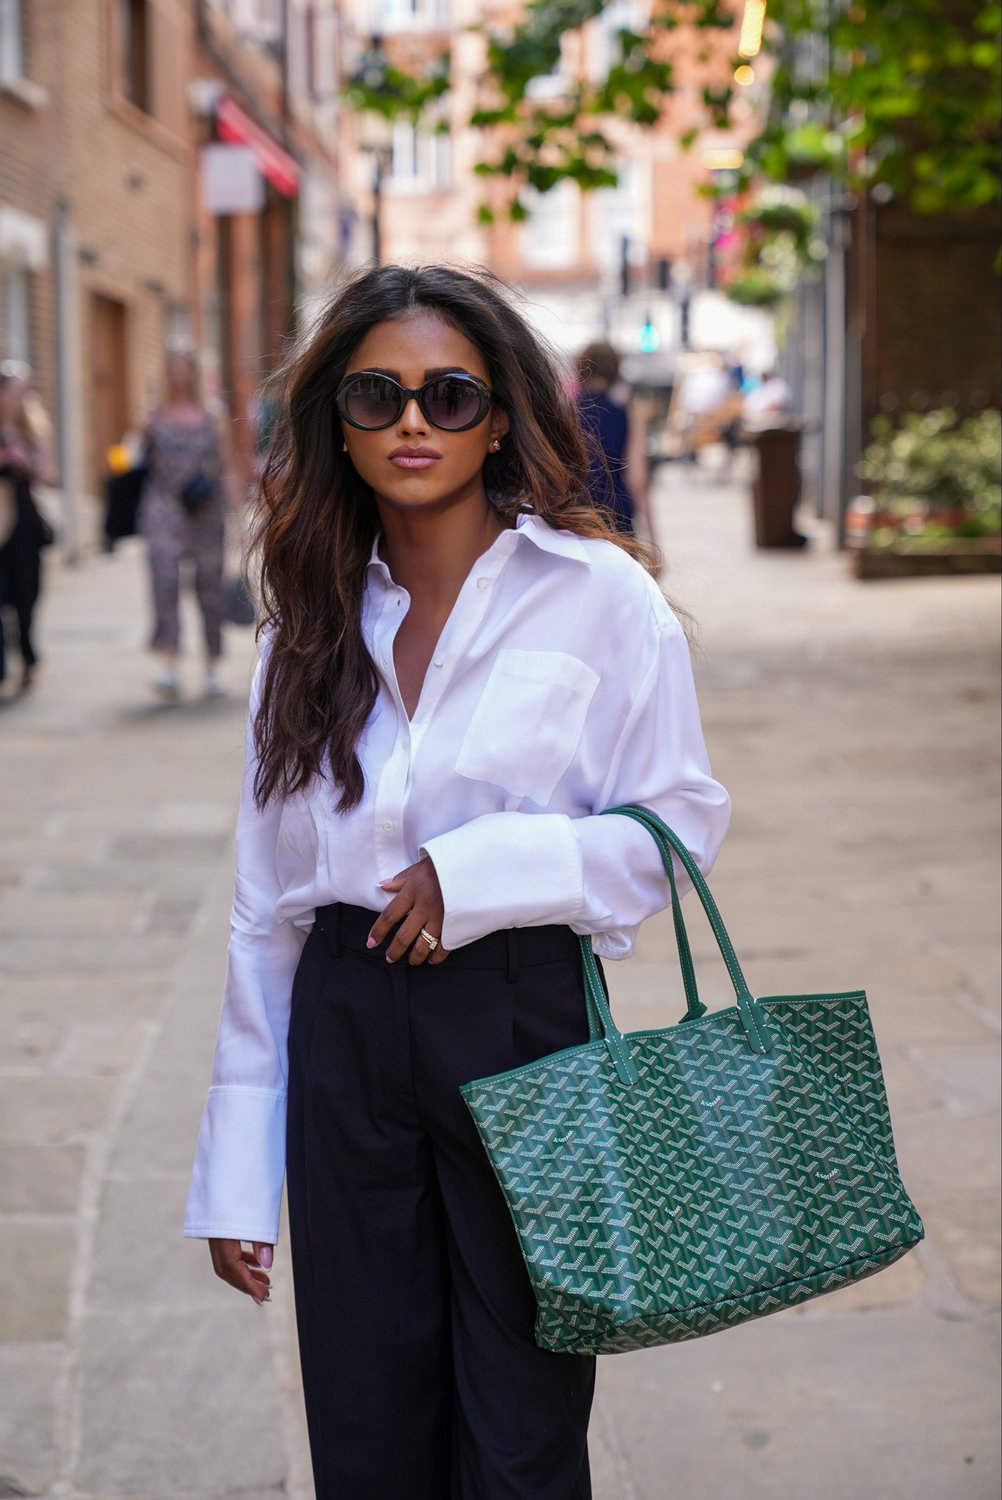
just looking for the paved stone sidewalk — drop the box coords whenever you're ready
[0,464,998,1499]
[591,462,1000,1500]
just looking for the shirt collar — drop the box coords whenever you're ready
[367,533,392,583]
[510,511,592,566]
[365,509,592,583]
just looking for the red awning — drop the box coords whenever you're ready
[216,97,299,198]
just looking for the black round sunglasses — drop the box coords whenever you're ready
[336,371,494,433]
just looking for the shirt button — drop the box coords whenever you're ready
[433,656,444,668]
[382,820,393,832]
[476,577,489,590]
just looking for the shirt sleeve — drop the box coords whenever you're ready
[421,613,730,958]
[183,654,307,1244]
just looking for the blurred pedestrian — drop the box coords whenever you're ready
[665,351,743,463]
[575,340,653,539]
[183,264,729,1499]
[742,366,792,426]
[725,345,747,393]
[139,346,234,700]
[0,363,55,694]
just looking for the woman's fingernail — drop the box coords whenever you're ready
[259,1246,273,1268]
[366,936,377,949]
[378,880,394,890]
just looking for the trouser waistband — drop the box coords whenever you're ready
[313,902,580,982]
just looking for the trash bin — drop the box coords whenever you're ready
[747,422,810,549]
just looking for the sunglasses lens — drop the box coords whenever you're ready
[423,377,485,430]
[343,376,400,428]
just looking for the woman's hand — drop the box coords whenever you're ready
[368,858,450,966]
[209,1238,273,1304]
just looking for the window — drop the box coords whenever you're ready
[4,264,32,365]
[290,1,338,107]
[590,161,642,276]
[522,183,578,269]
[0,0,25,82]
[110,0,186,137]
[388,122,450,193]
[305,3,339,104]
[119,0,150,113]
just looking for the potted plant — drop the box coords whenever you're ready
[850,409,1002,577]
[719,186,827,332]
[724,269,787,307]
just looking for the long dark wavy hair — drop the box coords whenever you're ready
[251,262,656,813]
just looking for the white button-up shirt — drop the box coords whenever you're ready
[183,514,730,1244]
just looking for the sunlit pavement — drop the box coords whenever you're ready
[0,461,998,1499]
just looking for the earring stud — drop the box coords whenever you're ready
[490,438,501,452]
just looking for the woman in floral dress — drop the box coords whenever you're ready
[140,349,233,699]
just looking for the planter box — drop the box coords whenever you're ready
[851,540,1002,579]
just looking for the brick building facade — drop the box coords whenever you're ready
[1,0,193,546]
[0,0,342,547]
[190,0,342,476]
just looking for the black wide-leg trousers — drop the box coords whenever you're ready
[286,903,597,1500]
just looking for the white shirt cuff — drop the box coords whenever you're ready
[421,812,582,950]
[183,1084,286,1244]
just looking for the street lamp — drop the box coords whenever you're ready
[353,40,395,266]
[356,109,393,265]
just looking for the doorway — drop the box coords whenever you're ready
[90,293,129,492]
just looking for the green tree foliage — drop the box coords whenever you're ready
[344,39,450,123]
[747,0,1001,215]
[344,1,1001,222]
[467,1,733,216]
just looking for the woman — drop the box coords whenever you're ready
[184,265,729,1499]
[0,365,54,694]
[140,347,233,699]
[574,340,652,537]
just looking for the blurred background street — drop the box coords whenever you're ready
[2,1,1000,1496]
[1,459,998,1498]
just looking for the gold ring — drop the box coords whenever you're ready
[419,927,440,951]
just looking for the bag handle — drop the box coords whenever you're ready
[579,805,773,1083]
[579,813,705,1041]
[609,805,752,1001]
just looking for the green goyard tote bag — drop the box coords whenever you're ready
[461,805,924,1356]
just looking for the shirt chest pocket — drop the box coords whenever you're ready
[455,648,599,806]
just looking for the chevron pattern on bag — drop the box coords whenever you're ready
[462,989,925,1357]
